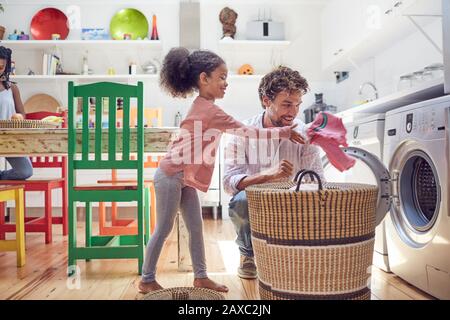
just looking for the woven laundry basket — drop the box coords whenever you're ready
[141,287,225,300]
[0,119,60,129]
[246,170,378,300]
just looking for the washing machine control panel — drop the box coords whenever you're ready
[403,105,444,139]
[406,113,413,133]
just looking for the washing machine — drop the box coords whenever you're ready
[323,113,390,272]
[383,95,450,299]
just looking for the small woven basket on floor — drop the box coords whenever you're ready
[0,119,60,129]
[246,170,378,300]
[141,287,225,300]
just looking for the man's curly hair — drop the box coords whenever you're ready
[258,66,309,109]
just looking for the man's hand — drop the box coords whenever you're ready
[288,124,305,144]
[263,159,294,182]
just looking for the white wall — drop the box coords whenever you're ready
[1,0,331,125]
[200,0,331,117]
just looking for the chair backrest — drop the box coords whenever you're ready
[25,111,68,170]
[67,82,144,185]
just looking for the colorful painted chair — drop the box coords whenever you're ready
[0,185,26,267]
[0,111,68,244]
[97,107,162,239]
[97,155,163,242]
[67,81,148,274]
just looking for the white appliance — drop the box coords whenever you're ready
[324,114,390,272]
[246,21,285,40]
[383,95,450,299]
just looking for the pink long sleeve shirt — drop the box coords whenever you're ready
[159,96,291,192]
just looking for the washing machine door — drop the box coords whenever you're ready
[323,147,392,227]
[388,141,441,247]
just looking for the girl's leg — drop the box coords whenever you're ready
[180,186,228,293]
[139,170,183,291]
[0,157,33,180]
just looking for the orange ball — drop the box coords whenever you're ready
[238,64,254,75]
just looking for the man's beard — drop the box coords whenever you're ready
[267,111,284,127]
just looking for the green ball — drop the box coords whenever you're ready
[110,8,149,40]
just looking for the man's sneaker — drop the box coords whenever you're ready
[237,255,257,279]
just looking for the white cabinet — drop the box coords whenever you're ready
[321,0,364,70]
[321,0,441,71]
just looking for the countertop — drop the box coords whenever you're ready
[337,78,446,120]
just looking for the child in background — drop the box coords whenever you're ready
[0,46,33,180]
[139,47,304,293]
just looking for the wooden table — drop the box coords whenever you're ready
[0,127,178,156]
[0,127,192,271]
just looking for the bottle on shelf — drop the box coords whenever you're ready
[82,52,89,75]
[129,62,137,75]
[151,14,159,40]
[174,111,182,127]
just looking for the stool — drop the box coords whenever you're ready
[0,185,26,267]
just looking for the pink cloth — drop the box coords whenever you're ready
[306,112,356,172]
[160,96,291,192]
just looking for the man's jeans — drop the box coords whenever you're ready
[228,191,253,257]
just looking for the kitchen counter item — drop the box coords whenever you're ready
[398,73,414,91]
[141,287,225,300]
[422,63,444,82]
[141,60,157,74]
[246,170,378,300]
[30,8,69,40]
[24,94,60,114]
[303,93,337,124]
[412,70,425,87]
[109,8,149,40]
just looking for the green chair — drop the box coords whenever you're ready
[67,81,149,275]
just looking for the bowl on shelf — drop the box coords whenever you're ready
[109,8,148,40]
[30,7,69,40]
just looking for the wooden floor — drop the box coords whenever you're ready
[0,217,435,300]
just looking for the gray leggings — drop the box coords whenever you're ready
[141,168,207,282]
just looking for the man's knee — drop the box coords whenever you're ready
[228,191,249,221]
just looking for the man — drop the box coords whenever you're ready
[223,66,324,279]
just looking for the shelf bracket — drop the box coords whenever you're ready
[404,14,443,55]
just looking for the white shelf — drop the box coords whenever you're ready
[227,74,264,80]
[218,39,290,48]
[0,40,162,51]
[11,74,159,81]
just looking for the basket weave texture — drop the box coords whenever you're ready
[246,177,378,300]
[141,287,225,300]
[0,119,60,129]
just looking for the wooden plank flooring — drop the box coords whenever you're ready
[0,218,434,300]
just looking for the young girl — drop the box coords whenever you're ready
[139,48,304,293]
[0,46,33,180]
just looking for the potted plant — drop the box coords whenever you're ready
[0,4,5,40]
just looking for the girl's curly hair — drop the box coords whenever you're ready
[0,46,13,89]
[258,66,309,108]
[159,47,225,98]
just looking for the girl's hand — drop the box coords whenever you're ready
[288,123,305,144]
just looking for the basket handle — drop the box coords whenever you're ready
[295,170,323,192]
[293,169,316,183]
